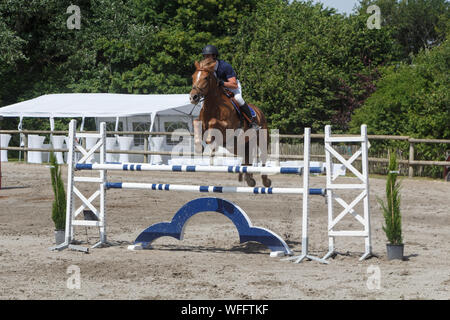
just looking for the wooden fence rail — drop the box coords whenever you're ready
[1,129,449,178]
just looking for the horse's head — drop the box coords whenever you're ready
[190,58,217,104]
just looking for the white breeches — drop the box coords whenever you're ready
[229,80,245,106]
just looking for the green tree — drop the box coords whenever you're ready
[357,0,450,59]
[0,20,26,106]
[233,0,397,133]
[350,36,450,177]
[0,0,258,129]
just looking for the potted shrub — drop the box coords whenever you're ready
[378,151,404,260]
[49,152,66,245]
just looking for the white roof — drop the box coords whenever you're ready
[0,93,200,118]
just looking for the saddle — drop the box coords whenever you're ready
[222,87,252,125]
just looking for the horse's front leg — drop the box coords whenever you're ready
[244,173,256,187]
[193,119,203,155]
[261,174,272,188]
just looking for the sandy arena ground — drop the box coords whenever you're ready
[0,162,449,300]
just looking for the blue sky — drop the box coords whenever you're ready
[312,0,361,15]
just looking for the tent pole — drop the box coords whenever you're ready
[49,117,55,162]
[80,117,85,131]
[114,117,120,139]
[18,116,24,162]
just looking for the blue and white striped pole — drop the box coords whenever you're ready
[76,163,324,175]
[105,181,325,195]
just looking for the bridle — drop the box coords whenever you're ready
[191,68,217,105]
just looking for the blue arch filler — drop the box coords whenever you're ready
[133,197,292,255]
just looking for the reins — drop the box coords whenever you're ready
[192,67,220,105]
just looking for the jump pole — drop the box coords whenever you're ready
[105,182,324,195]
[75,164,322,175]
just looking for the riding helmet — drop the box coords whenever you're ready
[202,44,219,56]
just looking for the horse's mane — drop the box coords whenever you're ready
[198,57,217,72]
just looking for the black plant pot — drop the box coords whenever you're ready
[386,243,404,260]
[55,229,65,245]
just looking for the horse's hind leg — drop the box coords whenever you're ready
[238,171,256,187]
[261,154,272,187]
[241,140,257,187]
[259,126,272,188]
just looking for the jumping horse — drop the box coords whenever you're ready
[189,58,272,187]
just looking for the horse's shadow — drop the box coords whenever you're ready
[143,242,281,255]
[70,237,323,257]
[0,185,30,190]
[79,238,290,255]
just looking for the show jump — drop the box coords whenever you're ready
[51,120,373,264]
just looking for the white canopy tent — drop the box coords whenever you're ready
[0,93,200,131]
[0,93,201,164]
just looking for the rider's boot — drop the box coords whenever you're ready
[240,103,260,130]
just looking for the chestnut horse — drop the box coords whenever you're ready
[189,58,271,187]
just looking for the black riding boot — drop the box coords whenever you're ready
[240,103,260,130]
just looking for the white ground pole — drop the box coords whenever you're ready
[50,120,109,252]
[322,124,373,261]
[283,128,329,264]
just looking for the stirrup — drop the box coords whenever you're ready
[249,121,261,130]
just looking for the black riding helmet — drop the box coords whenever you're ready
[202,44,219,57]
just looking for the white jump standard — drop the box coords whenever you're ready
[49,121,108,253]
[323,124,373,261]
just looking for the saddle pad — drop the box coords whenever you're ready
[229,98,242,116]
[229,99,256,118]
[248,105,256,117]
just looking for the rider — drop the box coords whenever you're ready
[201,44,260,130]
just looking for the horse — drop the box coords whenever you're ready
[189,58,272,188]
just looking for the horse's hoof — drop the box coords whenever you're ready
[246,178,256,187]
[262,178,272,188]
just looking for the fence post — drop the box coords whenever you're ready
[409,141,414,178]
[144,134,148,163]
[23,133,28,163]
